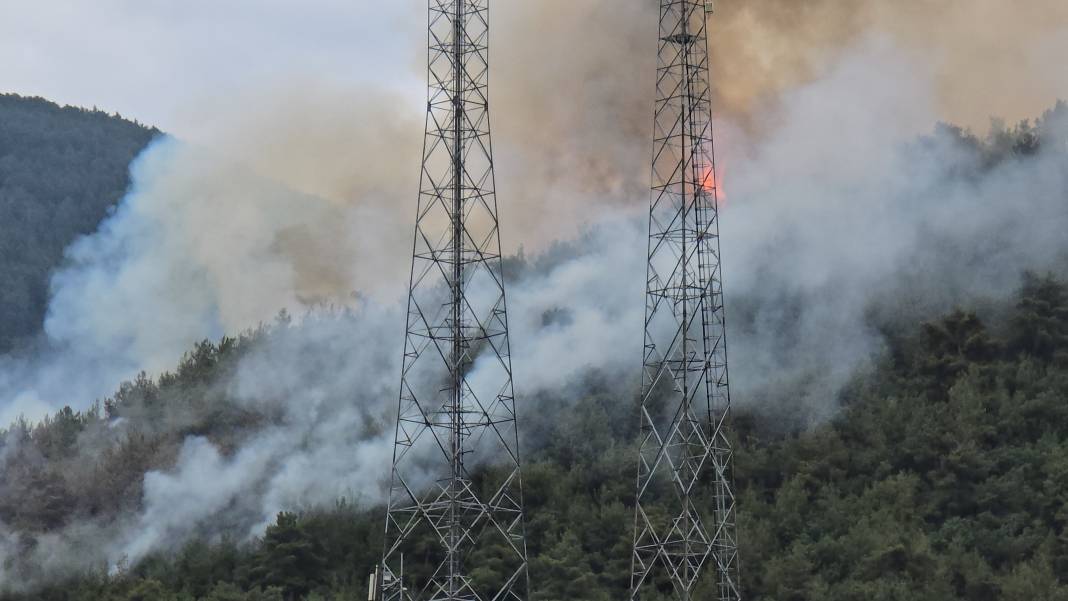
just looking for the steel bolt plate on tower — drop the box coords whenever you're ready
[630,2,741,600]
[380,1,529,600]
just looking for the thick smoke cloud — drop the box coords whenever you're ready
[723,39,1068,423]
[2,0,1068,588]
[710,0,1068,131]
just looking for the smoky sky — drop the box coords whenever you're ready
[0,0,1063,422]
[3,1,1066,137]
[0,0,1064,427]
[0,0,1061,423]
[709,0,1068,131]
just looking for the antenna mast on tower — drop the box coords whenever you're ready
[629,1,741,600]
[380,1,529,600]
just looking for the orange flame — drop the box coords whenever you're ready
[698,163,727,207]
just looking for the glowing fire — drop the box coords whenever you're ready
[698,163,727,207]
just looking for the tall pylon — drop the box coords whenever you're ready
[629,1,741,600]
[380,1,529,600]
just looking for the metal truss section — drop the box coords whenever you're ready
[381,2,529,600]
[630,2,741,600]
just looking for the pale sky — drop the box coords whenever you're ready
[0,1,424,137]
[7,1,1067,140]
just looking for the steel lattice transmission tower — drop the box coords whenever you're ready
[379,1,529,600]
[629,1,741,600]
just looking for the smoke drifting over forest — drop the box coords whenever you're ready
[2,0,1068,587]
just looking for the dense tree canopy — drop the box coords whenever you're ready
[0,94,157,351]
[0,97,1066,600]
[1,273,1066,600]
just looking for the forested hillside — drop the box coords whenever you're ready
[0,94,157,350]
[0,100,1066,601]
[1,271,1066,601]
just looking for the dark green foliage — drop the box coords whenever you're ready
[3,96,1068,599]
[1010,271,1068,362]
[6,273,1068,600]
[4,273,1063,601]
[0,94,157,351]
[918,309,998,398]
[731,277,1068,600]
[0,330,266,543]
[250,512,327,600]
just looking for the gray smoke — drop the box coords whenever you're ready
[1,11,1068,590]
[723,39,1068,422]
